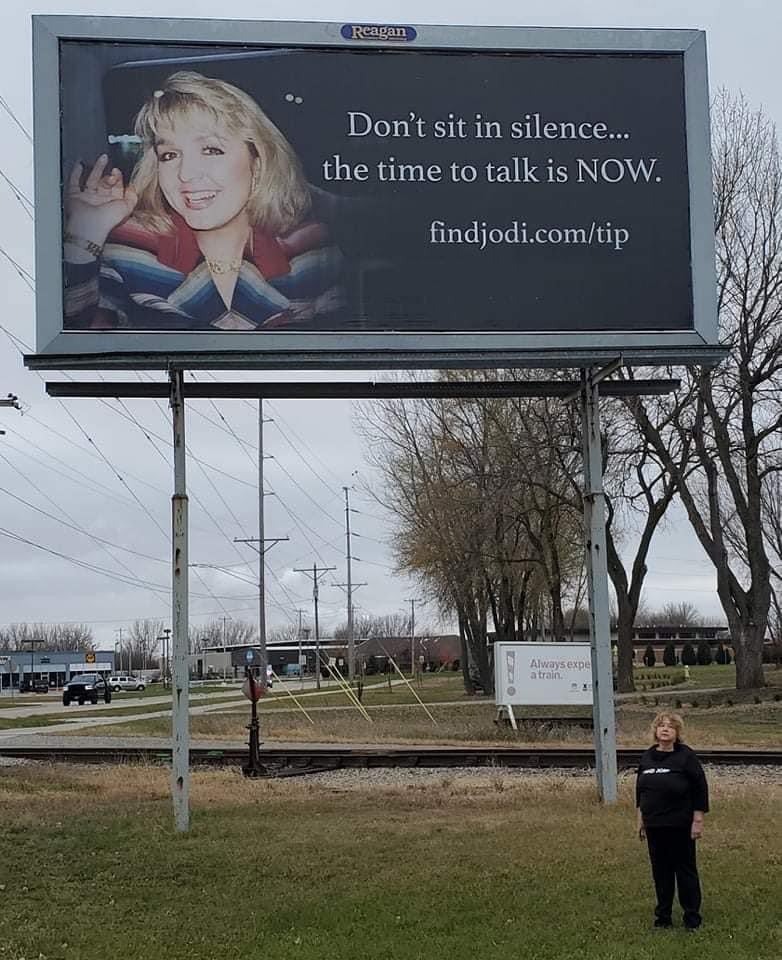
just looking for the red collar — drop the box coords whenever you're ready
[156,214,291,278]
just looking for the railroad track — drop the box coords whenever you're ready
[1,744,780,772]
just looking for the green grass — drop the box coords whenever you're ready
[0,764,779,960]
[0,693,56,710]
[0,714,74,730]
[632,664,782,692]
[63,697,782,749]
[102,682,244,700]
[263,673,479,709]
[0,700,202,730]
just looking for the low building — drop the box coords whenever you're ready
[0,649,115,690]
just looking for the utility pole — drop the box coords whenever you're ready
[406,598,422,677]
[332,579,366,677]
[294,564,336,690]
[115,626,124,674]
[297,608,305,683]
[234,399,287,691]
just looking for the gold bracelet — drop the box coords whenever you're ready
[64,232,103,258]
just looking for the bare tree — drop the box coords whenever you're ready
[0,622,94,651]
[628,91,782,689]
[126,619,165,670]
[190,618,257,651]
[358,375,591,692]
[332,611,433,640]
[659,602,704,627]
[267,623,301,645]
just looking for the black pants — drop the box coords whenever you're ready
[645,826,702,928]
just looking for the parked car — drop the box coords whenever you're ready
[19,678,50,694]
[108,674,146,692]
[62,673,111,706]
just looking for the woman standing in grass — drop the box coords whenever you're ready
[636,711,709,931]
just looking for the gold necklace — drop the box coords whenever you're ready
[205,257,243,275]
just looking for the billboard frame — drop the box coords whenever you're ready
[30,16,720,370]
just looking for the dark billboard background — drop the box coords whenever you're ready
[60,42,692,334]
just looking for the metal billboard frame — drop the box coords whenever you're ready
[29,16,720,371]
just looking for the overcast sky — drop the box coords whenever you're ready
[1,0,780,651]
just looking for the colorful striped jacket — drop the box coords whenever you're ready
[63,213,345,331]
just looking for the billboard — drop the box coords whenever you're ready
[30,18,718,368]
[494,642,593,706]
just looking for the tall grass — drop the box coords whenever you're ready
[0,763,779,960]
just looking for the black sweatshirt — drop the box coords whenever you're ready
[635,742,710,829]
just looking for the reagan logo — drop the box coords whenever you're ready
[341,24,417,42]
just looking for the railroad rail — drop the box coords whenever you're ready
[1,744,780,772]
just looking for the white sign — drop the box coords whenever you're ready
[494,642,592,706]
[70,662,112,672]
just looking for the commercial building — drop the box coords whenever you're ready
[0,649,115,691]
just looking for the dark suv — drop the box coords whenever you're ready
[62,674,111,706]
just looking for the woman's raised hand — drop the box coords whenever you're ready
[65,155,139,245]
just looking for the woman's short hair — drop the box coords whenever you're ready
[130,71,311,235]
[650,711,685,744]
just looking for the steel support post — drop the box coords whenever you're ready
[344,486,354,683]
[258,399,267,689]
[170,369,190,832]
[580,369,618,803]
[314,567,321,691]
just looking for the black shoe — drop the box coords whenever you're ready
[653,919,673,929]
[684,925,701,933]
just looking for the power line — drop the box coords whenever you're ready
[0,93,32,142]
[0,243,35,290]
[265,399,346,490]
[0,322,32,353]
[354,556,397,572]
[0,526,175,593]
[1,432,143,511]
[0,167,34,217]
[268,414,343,499]
[56,401,169,542]
[105,398,257,489]
[104,395,244,620]
[22,411,170,496]
[271,455,344,528]
[0,253,350,622]
[0,479,169,565]
[112,389,303,621]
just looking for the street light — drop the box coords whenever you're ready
[157,629,171,688]
[26,638,43,693]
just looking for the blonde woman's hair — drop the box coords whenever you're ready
[130,71,311,235]
[650,711,684,744]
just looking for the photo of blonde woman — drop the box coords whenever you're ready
[63,71,344,331]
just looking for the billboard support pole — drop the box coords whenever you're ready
[169,368,190,832]
[580,366,618,803]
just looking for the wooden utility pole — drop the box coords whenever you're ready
[294,564,336,690]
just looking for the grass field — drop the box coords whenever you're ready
[0,700,228,730]
[0,762,779,960]
[64,697,782,749]
[634,664,782,692]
